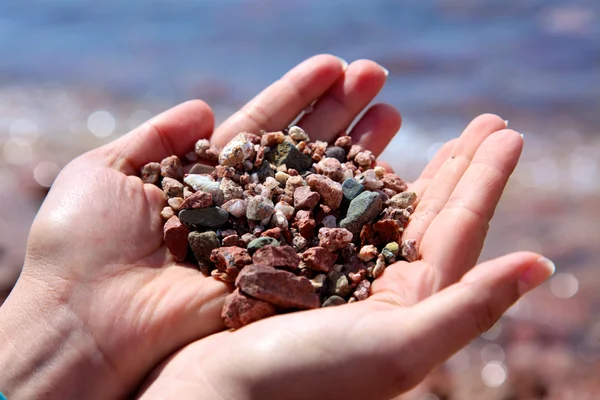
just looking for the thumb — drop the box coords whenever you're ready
[404,252,555,375]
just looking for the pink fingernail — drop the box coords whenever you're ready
[518,257,555,295]
[380,65,389,77]
[335,56,349,71]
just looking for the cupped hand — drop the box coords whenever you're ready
[136,114,555,399]
[0,55,399,399]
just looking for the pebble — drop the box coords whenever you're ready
[334,275,351,297]
[274,201,295,219]
[163,216,190,262]
[220,178,243,202]
[315,157,344,182]
[401,239,418,262]
[260,131,285,147]
[210,247,252,280]
[252,245,300,269]
[381,248,396,264]
[266,141,313,172]
[373,255,386,278]
[385,242,400,256]
[339,191,383,238]
[318,227,353,252]
[353,279,371,301]
[235,264,320,309]
[180,191,212,209]
[218,133,255,167]
[324,146,346,162]
[222,288,277,329]
[381,173,408,192]
[301,247,338,272]
[140,162,161,184]
[241,233,256,245]
[167,197,185,211]
[293,186,321,210]
[160,155,183,180]
[388,191,417,209]
[292,234,308,251]
[360,219,401,247]
[246,196,275,220]
[275,171,290,185]
[195,139,220,162]
[222,234,247,248]
[341,178,365,203]
[270,211,289,230]
[184,174,224,205]
[357,169,383,190]
[188,231,220,263]
[358,245,378,262]
[247,237,280,254]
[322,295,347,307]
[161,177,184,199]
[321,215,337,228]
[161,206,175,220]
[189,163,216,175]
[255,161,275,182]
[354,150,375,168]
[334,135,352,151]
[306,174,343,210]
[221,199,247,218]
[179,207,229,228]
[288,126,309,142]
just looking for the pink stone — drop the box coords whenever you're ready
[353,279,371,301]
[163,216,190,262]
[261,227,282,240]
[381,173,408,193]
[210,247,252,279]
[140,162,161,184]
[293,186,320,210]
[180,190,213,209]
[301,247,338,272]
[306,174,343,210]
[252,245,300,269]
[360,219,400,247]
[334,135,352,151]
[161,177,184,199]
[222,288,277,329]
[222,234,247,248]
[318,227,353,251]
[235,264,320,309]
[260,131,285,147]
[160,155,183,180]
[315,157,344,182]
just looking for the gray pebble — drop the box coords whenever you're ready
[324,146,346,162]
[179,207,229,228]
[247,237,280,254]
[322,295,347,307]
[339,191,383,238]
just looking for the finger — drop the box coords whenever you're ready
[408,138,458,201]
[421,129,524,289]
[402,114,507,249]
[99,100,214,175]
[212,54,347,147]
[297,59,388,143]
[393,252,554,380]
[350,103,401,157]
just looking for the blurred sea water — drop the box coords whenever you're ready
[1,0,600,398]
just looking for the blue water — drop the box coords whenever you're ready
[0,0,599,132]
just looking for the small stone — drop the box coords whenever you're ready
[381,248,396,264]
[315,157,344,182]
[318,227,353,251]
[266,141,313,172]
[275,171,290,185]
[167,197,185,211]
[285,175,305,196]
[222,234,247,248]
[321,215,337,228]
[292,235,308,251]
[141,162,161,184]
[374,166,386,178]
[358,245,378,262]
[347,144,362,160]
[360,219,401,247]
[220,178,243,202]
[161,206,175,220]
[373,255,386,278]
[188,231,220,263]
[339,191,383,238]
[384,242,400,256]
[324,146,346,162]
[246,196,275,220]
[342,178,365,203]
[354,150,374,168]
[401,239,418,262]
[356,169,383,190]
[219,133,255,167]
[382,173,408,193]
[194,139,219,162]
[252,245,300,269]
[293,186,321,210]
[353,279,371,301]
[221,199,247,218]
[241,233,256,245]
[306,174,343,210]
[270,211,289,230]
[236,264,320,309]
[184,174,224,205]
[301,247,338,272]
[183,187,194,199]
[310,274,327,290]
[189,163,216,175]
[322,295,347,307]
[222,288,277,329]
[256,161,275,182]
[288,126,309,142]
[179,207,229,228]
[161,177,184,199]
[261,131,285,147]
[247,237,280,254]
[180,191,213,209]
[160,155,183,180]
[388,191,417,209]
[334,135,352,151]
[163,216,190,262]
[210,247,252,279]
[334,275,351,297]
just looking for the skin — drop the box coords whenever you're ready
[0,55,553,400]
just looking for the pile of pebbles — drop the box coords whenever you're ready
[140,127,417,329]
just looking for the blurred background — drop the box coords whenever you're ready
[0,0,599,398]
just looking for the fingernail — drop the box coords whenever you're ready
[336,56,349,71]
[518,257,555,296]
[504,120,509,128]
[520,133,524,139]
[380,64,389,77]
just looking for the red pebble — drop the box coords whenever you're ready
[222,234,247,248]
[301,247,338,272]
[353,279,371,301]
[210,247,252,279]
[360,219,400,247]
[318,227,353,251]
[381,173,408,192]
[180,190,213,209]
[222,288,277,329]
[261,227,282,240]
[306,174,343,210]
[163,216,190,262]
[236,264,320,309]
[252,245,300,269]
[160,155,183,180]
[293,186,320,210]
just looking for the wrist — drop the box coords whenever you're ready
[0,274,124,399]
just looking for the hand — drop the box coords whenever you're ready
[136,113,554,397]
[0,55,399,399]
